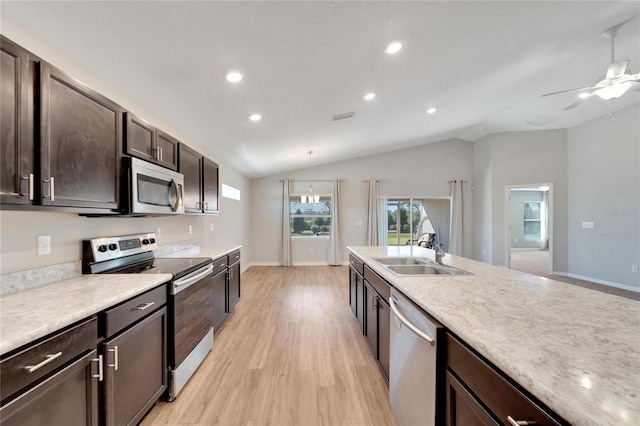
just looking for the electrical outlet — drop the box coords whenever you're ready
[188,225,193,235]
[633,265,638,273]
[209,224,214,232]
[309,247,314,253]
[155,227,161,238]
[37,235,51,256]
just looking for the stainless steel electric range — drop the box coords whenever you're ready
[82,232,215,401]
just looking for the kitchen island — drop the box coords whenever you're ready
[348,246,640,426]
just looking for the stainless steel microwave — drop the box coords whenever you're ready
[121,157,184,215]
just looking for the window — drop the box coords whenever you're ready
[290,196,331,237]
[221,184,241,201]
[523,201,541,241]
[383,198,451,251]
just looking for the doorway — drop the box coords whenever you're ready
[505,184,553,275]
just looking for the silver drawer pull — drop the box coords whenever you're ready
[108,346,119,371]
[135,301,155,311]
[92,355,103,381]
[507,417,535,426]
[25,352,62,373]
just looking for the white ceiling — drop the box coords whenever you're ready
[2,1,639,178]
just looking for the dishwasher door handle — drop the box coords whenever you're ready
[389,297,435,346]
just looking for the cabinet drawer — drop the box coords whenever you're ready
[228,250,241,265]
[349,254,364,276]
[446,333,564,426]
[102,284,167,338]
[212,255,228,276]
[1,317,98,403]
[364,265,390,301]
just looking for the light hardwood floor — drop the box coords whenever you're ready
[141,266,398,426]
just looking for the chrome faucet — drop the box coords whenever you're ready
[416,216,445,265]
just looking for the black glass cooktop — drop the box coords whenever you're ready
[141,257,212,280]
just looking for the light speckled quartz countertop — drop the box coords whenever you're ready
[348,246,640,426]
[0,274,171,356]
[159,245,242,261]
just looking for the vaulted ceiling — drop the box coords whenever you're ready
[2,1,639,178]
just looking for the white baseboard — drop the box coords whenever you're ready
[553,271,640,293]
[246,261,350,268]
[248,262,281,267]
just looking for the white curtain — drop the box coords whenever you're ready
[282,179,292,266]
[366,180,379,246]
[328,179,341,265]
[377,197,388,246]
[540,190,549,250]
[449,180,464,256]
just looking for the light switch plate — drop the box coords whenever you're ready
[582,221,594,229]
[155,227,161,238]
[37,235,51,256]
[209,224,214,232]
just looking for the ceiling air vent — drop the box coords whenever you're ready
[332,111,356,121]
[526,115,555,126]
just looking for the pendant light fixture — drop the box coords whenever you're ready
[301,151,319,204]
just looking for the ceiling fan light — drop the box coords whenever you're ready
[578,92,591,99]
[594,82,632,100]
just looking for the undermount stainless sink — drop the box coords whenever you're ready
[373,257,471,276]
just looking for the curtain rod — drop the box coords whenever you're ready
[448,180,468,183]
[279,179,342,182]
[362,179,383,182]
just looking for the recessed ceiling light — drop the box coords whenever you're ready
[226,71,243,83]
[248,114,262,121]
[363,92,376,101]
[385,41,402,54]
[578,92,591,99]
[426,107,437,114]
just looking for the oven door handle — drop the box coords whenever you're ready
[172,264,214,294]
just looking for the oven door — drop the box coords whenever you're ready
[129,157,184,215]
[170,264,214,367]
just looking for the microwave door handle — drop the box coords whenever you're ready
[169,179,179,212]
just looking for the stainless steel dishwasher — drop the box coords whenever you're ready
[389,288,445,426]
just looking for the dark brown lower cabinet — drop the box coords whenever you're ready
[211,269,228,332]
[227,261,241,312]
[0,349,100,426]
[363,279,390,383]
[446,333,566,426]
[103,307,167,426]
[349,266,365,332]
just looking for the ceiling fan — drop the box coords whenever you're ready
[541,15,640,110]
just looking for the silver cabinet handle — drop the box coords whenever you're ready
[152,146,158,160]
[24,351,62,373]
[372,294,378,310]
[108,346,119,371]
[389,297,435,346]
[135,302,155,311]
[21,174,34,200]
[229,268,233,279]
[507,417,535,426]
[159,146,163,162]
[92,355,103,381]
[43,177,55,201]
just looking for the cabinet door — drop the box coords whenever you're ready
[364,281,377,357]
[348,267,357,316]
[103,307,167,426]
[377,298,390,382]
[125,112,155,163]
[446,371,498,426]
[178,143,202,213]
[227,262,241,312]
[202,157,219,214]
[0,349,100,426]
[212,269,228,331]
[40,62,122,210]
[156,130,179,171]
[355,271,364,332]
[1,37,34,205]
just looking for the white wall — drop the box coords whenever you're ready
[0,20,250,275]
[250,139,474,265]
[567,104,640,289]
[472,129,569,272]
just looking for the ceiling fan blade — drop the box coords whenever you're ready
[606,60,630,79]
[541,85,598,97]
[563,97,589,111]
[602,14,639,38]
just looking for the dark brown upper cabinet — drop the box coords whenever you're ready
[178,143,219,215]
[1,36,35,205]
[125,112,178,171]
[40,62,122,211]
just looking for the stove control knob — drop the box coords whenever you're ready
[142,239,150,245]
[150,238,156,244]
[97,244,108,253]
[108,243,117,251]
